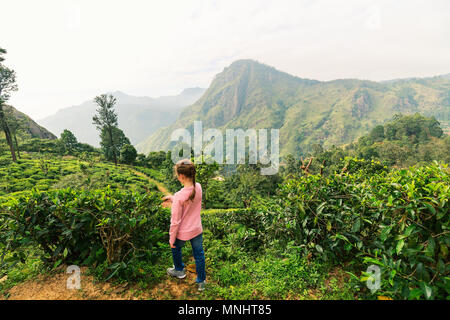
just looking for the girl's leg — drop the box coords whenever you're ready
[190,233,206,283]
[171,239,186,271]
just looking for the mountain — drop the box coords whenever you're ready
[3,105,57,139]
[38,88,206,146]
[136,59,450,156]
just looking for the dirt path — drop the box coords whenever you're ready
[3,263,352,300]
[4,261,205,300]
[5,267,143,300]
[134,171,171,195]
[127,167,171,196]
[147,261,207,300]
[126,167,173,208]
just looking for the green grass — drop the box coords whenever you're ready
[0,247,45,299]
[201,247,358,300]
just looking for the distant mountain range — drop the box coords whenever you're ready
[136,59,450,156]
[37,88,206,146]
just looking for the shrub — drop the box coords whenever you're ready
[1,187,170,280]
[241,160,449,299]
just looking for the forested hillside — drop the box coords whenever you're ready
[137,60,450,156]
[1,111,448,300]
[284,114,450,177]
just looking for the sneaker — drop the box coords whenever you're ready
[172,264,186,272]
[167,267,186,279]
[198,281,206,291]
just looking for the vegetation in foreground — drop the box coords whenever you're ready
[1,156,448,300]
[0,50,448,300]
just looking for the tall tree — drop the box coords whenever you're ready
[92,94,119,165]
[100,126,130,162]
[120,143,138,165]
[0,47,18,162]
[4,107,24,159]
[60,129,79,154]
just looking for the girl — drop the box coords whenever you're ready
[162,159,206,291]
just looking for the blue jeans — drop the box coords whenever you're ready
[171,233,206,283]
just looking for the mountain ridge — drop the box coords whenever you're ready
[136,59,450,156]
[38,88,206,146]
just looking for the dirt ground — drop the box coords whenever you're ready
[3,263,361,300]
[5,263,203,300]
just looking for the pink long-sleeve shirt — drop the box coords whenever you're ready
[169,183,203,245]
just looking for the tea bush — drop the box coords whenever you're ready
[0,154,158,196]
[204,248,326,299]
[0,187,170,280]
[243,161,449,299]
[202,208,265,254]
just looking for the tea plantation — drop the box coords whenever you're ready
[0,140,448,300]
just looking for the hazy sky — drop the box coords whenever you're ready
[1,0,450,119]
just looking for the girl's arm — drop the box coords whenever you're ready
[169,197,183,246]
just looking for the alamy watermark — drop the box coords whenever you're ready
[365,265,381,293]
[170,121,279,175]
[66,265,81,290]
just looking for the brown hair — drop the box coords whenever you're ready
[174,158,196,201]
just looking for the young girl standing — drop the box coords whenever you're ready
[162,159,206,291]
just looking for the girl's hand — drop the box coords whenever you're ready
[170,242,176,248]
[162,195,173,202]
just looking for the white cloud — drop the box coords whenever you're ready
[1,0,449,119]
